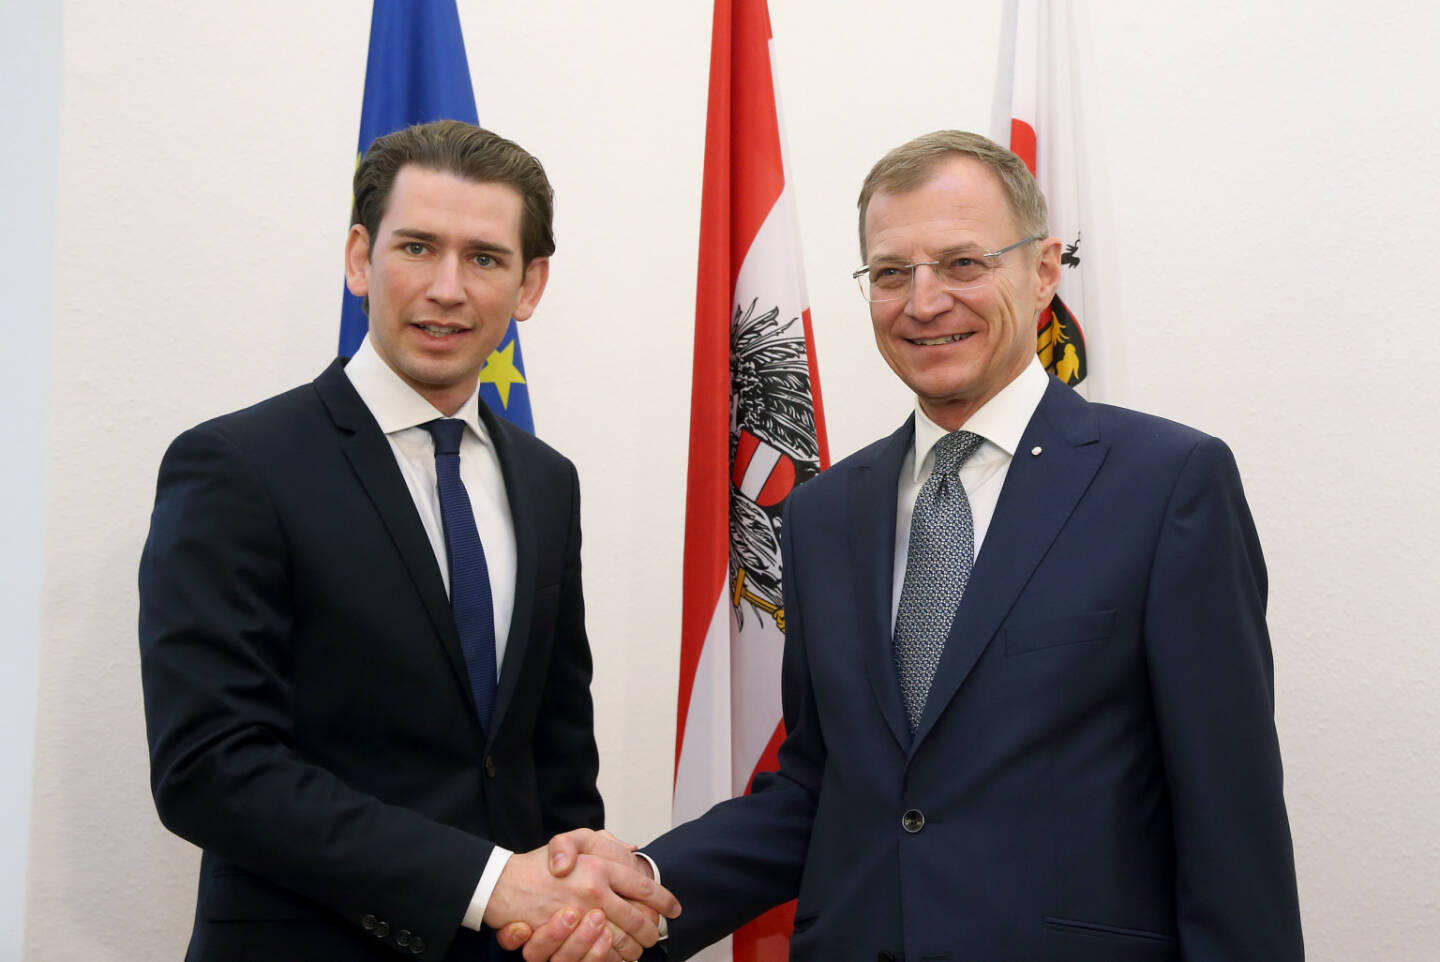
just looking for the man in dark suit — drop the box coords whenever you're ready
[525,130,1304,961]
[139,120,676,962]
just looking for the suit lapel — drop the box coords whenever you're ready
[311,361,472,699]
[911,379,1107,750]
[847,417,915,751]
[478,400,536,742]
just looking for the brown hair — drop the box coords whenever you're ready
[856,130,1047,260]
[352,119,555,263]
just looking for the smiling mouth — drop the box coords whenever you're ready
[908,332,973,346]
[415,323,467,338]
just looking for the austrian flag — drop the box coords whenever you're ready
[673,1,829,960]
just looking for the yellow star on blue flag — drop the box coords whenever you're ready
[477,321,533,430]
[479,332,527,409]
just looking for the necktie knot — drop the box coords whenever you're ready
[424,418,466,456]
[931,430,984,477]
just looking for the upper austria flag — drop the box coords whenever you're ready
[673,2,829,960]
[340,0,535,431]
[993,0,1096,394]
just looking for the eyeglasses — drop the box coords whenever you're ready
[852,235,1044,303]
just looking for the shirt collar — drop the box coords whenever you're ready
[910,356,1050,481]
[343,335,491,445]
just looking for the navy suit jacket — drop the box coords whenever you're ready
[647,377,1303,961]
[139,359,603,961]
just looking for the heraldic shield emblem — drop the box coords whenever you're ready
[729,298,823,634]
[1036,292,1087,386]
[1036,232,1087,386]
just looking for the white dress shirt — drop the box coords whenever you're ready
[891,357,1050,631]
[343,335,516,931]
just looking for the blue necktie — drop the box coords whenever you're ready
[894,430,985,732]
[423,418,497,731]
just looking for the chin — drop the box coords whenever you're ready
[917,373,981,400]
[401,359,465,386]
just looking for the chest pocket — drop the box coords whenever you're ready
[1001,609,1115,656]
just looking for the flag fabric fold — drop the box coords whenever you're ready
[673,2,829,960]
[340,0,534,431]
[994,0,1098,393]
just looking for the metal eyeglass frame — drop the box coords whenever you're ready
[852,234,1044,302]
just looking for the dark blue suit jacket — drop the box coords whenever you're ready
[647,378,1303,961]
[139,359,603,961]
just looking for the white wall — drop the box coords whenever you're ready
[19,1,1440,959]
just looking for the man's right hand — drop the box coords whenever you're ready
[495,830,670,962]
[548,828,655,882]
[484,835,676,962]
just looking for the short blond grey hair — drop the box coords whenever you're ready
[857,130,1048,260]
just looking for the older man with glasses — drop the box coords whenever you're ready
[518,129,1304,962]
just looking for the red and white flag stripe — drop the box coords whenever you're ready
[674,2,827,960]
[994,0,1103,394]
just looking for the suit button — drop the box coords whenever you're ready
[362,914,378,931]
[878,952,898,962]
[485,756,497,778]
[901,809,925,833]
[397,929,410,947]
[374,921,390,938]
[409,936,426,954]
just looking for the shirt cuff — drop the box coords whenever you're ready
[634,852,667,941]
[462,846,514,931]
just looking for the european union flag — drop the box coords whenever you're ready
[340,0,535,432]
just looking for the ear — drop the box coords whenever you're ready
[512,256,550,322]
[1032,235,1063,314]
[343,224,372,298]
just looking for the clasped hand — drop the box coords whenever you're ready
[487,829,677,962]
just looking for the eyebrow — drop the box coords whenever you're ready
[935,243,990,257]
[868,243,989,266]
[391,228,516,256]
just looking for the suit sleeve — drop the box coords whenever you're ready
[533,460,604,836]
[1142,435,1304,960]
[642,496,819,960]
[139,424,490,959]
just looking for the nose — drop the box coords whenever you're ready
[426,253,464,305]
[905,262,953,321]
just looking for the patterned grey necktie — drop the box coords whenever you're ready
[894,429,985,732]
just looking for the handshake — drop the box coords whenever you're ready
[485,828,680,962]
